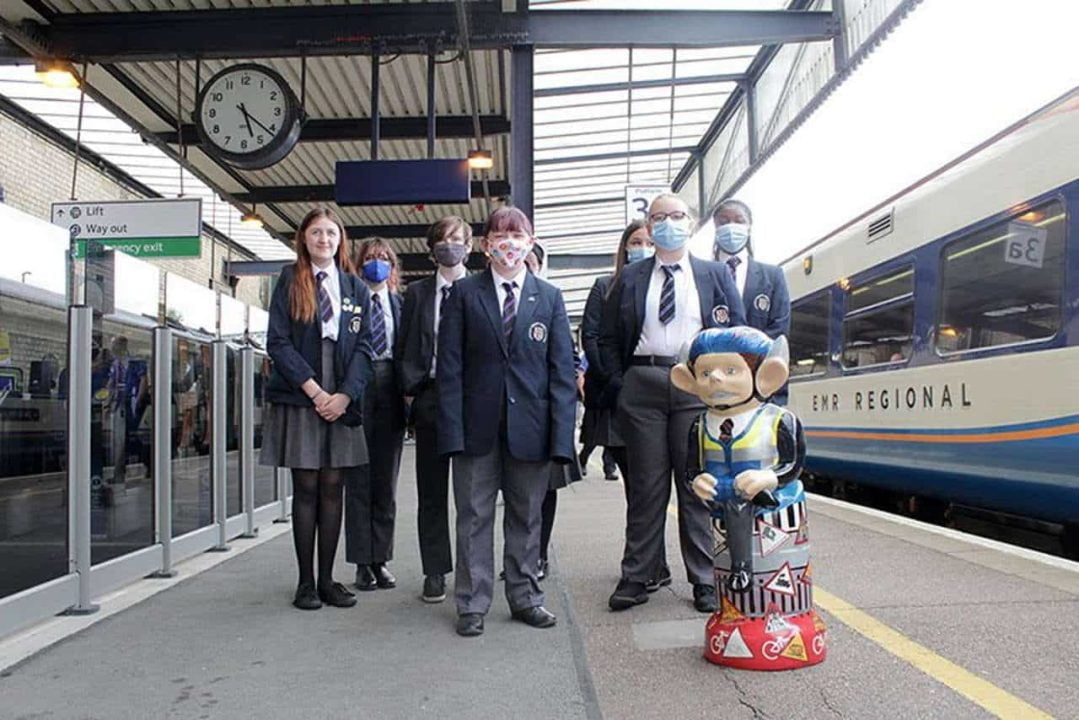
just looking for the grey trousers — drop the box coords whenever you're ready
[617,365,713,585]
[452,443,550,615]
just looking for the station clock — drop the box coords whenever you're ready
[194,63,303,170]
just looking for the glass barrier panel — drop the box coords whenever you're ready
[226,345,241,517]
[252,352,276,506]
[0,204,68,296]
[91,316,156,564]
[248,307,269,350]
[220,295,246,343]
[113,253,160,320]
[171,334,214,535]
[165,273,217,337]
[0,279,69,599]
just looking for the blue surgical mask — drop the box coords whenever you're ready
[362,259,392,284]
[715,223,751,255]
[626,246,655,263]
[651,218,692,251]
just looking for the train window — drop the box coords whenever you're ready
[789,292,830,378]
[841,266,914,369]
[937,200,1066,353]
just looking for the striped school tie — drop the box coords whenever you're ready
[726,256,741,282]
[371,293,388,357]
[440,286,450,317]
[658,265,679,325]
[501,281,517,343]
[316,271,333,325]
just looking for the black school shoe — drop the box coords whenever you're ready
[608,579,649,611]
[318,581,357,608]
[645,567,673,593]
[456,613,485,637]
[692,583,718,613]
[422,574,446,603]
[511,606,557,628]
[355,565,378,591]
[293,582,322,610]
[373,563,397,589]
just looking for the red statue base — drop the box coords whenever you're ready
[704,597,827,671]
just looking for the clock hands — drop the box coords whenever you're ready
[237,103,254,137]
[246,111,276,136]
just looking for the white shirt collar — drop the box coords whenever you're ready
[311,262,336,281]
[717,248,749,266]
[492,265,528,291]
[435,272,454,292]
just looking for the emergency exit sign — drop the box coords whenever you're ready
[51,198,202,258]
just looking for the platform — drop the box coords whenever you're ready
[1,446,1077,720]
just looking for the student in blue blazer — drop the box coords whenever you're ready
[438,206,577,638]
[345,237,407,593]
[598,194,747,615]
[260,208,374,611]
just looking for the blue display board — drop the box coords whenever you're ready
[335,159,471,206]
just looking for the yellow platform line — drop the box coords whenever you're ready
[663,504,1052,718]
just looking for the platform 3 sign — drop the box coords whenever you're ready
[51,198,202,258]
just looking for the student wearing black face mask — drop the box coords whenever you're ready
[345,237,406,593]
[395,216,473,604]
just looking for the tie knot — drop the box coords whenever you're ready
[316,270,327,283]
[442,286,451,298]
[661,264,680,277]
[727,256,741,270]
[502,281,517,293]
[372,292,381,305]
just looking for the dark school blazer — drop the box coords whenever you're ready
[367,287,407,432]
[394,274,440,397]
[597,254,747,405]
[742,258,791,339]
[580,273,613,410]
[265,263,374,408]
[436,268,577,464]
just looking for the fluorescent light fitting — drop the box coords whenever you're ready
[468,149,494,170]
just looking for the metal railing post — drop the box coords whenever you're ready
[63,305,99,615]
[240,345,257,538]
[148,326,176,577]
[209,340,230,552]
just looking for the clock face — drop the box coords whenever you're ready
[195,63,301,169]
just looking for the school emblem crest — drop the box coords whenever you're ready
[349,315,362,334]
[711,304,730,325]
[754,293,771,312]
[529,322,548,343]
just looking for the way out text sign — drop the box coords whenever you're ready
[51,198,202,258]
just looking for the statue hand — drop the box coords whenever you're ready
[734,469,778,501]
[692,473,718,503]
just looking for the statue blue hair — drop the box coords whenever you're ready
[687,326,773,365]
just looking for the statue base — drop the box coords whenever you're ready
[704,604,827,671]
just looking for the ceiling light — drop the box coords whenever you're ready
[35,60,79,89]
[468,149,494,170]
[240,209,264,228]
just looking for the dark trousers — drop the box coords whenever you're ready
[345,361,403,565]
[412,381,453,576]
[616,365,712,585]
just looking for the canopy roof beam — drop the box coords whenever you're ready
[156,116,511,146]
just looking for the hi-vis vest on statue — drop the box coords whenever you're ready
[699,403,785,501]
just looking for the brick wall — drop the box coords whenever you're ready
[0,111,266,309]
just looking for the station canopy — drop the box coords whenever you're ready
[0,0,917,318]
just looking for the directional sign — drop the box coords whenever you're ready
[625,184,668,225]
[51,198,202,258]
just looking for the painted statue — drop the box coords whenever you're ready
[671,326,825,670]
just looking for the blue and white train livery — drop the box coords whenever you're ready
[782,89,1079,536]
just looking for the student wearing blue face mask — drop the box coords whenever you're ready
[345,237,407,592]
[712,199,790,341]
[599,194,746,614]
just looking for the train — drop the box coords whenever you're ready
[782,89,1079,555]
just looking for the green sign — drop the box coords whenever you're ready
[73,236,201,258]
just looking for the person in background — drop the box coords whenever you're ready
[599,194,746,614]
[346,237,407,592]
[438,206,576,637]
[261,207,373,611]
[579,220,653,483]
[711,199,790,340]
[395,216,473,604]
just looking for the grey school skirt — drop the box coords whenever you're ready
[259,338,368,470]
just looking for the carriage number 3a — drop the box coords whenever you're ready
[1003,221,1046,269]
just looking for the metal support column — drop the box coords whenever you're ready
[239,346,257,538]
[744,79,759,166]
[63,305,98,615]
[510,46,534,218]
[696,153,708,221]
[148,326,176,577]
[209,341,230,552]
[832,0,849,73]
[274,467,290,523]
[370,54,381,161]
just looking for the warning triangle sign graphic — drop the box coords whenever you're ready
[758,519,792,557]
[718,595,745,624]
[780,632,808,662]
[764,607,796,636]
[722,627,754,659]
[764,563,796,597]
[813,612,827,633]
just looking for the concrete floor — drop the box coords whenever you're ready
[2,445,1077,720]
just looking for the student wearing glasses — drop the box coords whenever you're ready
[599,194,746,614]
[437,206,577,638]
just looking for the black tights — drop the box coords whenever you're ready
[540,489,557,563]
[291,468,344,587]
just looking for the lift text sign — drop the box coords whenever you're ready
[51,198,202,258]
